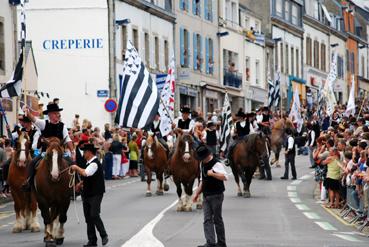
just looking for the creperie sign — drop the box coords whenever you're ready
[43,38,103,50]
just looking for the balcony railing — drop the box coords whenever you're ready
[223,69,242,88]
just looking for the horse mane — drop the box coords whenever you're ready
[175,133,193,156]
[244,133,259,152]
[273,118,285,130]
[45,137,63,154]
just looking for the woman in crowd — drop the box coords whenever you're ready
[110,134,124,179]
[128,133,139,177]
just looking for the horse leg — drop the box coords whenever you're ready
[175,181,184,212]
[231,165,242,197]
[29,191,40,232]
[243,167,255,198]
[55,202,69,245]
[39,202,53,242]
[12,197,23,233]
[145,168,152,197]
[183,181,194,212]
[156,172,164,196]
[274,147,281,167]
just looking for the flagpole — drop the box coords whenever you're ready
[0,101,14,144]
[357,91,367,118]
[159,96,174,123]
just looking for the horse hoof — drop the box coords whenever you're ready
[45,240,56,247]
[184,207,192,212]
[30,225,41,232]
[146,192,152,197]
[243,192,251,198]
[196,204,203,210]
[176,206,184,212]
[237,192,243,197]
[163,183,169,191]
[55,238,64,245]
[156,191,164,196]
[12,227,22,233]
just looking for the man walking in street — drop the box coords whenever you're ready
[71,144,108,247]
[281,128,297,180]
[194,144,228,247]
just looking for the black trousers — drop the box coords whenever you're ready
[283,153,296,179]
[82,194,107,244]
[203,193,226,247]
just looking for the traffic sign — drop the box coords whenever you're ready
[104,98,118,113]
[97,90,109,98]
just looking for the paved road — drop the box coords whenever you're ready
[0,155,368,247]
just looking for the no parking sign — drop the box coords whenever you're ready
[104,98,118,113]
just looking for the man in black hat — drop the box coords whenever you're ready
[71,144,108,247]
[281,128,297,180]
[204,121,218,156]
[17,115,38,157]
[22,103,75,191]
[193,144,228,247]
[234,110,249,139]
[259,106,271,135]
[173,106,195,133]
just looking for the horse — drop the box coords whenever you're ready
[143,134,169,197]
[34,137,71,247]
[228,132,270,198]
[169,129,200,211]
[7,130,40,233]
[270,118,295,167]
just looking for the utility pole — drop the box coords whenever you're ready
[107,0,117,125]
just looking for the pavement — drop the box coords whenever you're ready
[0,155,368,247]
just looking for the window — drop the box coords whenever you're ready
[275,0,283,17]
[291,47,294,75]
[321,43,326,72]
[204,0,213,21]
[164,40,169,69]
[313,0,319,19]
[284,1,290,22]
[255,21,260,33]
[292,3,298,25]
[256,59,260,85]
[346,49,349,71]
[231,2,237,23]
[180,0,189,11]
[306,37,312,66]
[180,28,190,67]
[246,57,250,81]
[205,38,214,74]
[154,36,159,69]
[350,52,355,74]
[296,49,299,77]
[337,55,344,79]
[314,40,319,69]
[361,55,365,77]
[225,0,230,20]
[0,21,5,73]
[121,25,127,60]
[193,33,202,71]
[280,43,284,73]
[244,17,249,29]
[285,44,289,74]
[275,43,279,71]
[193,0,201,16]
[144,33,150,66]
[132,28,139,51]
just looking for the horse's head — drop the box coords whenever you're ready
[145,134,156,160]
[177,133,194,163]
[43,137,64,181]
[14,131,31,167]
[251,132,270,159]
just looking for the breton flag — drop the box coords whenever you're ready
[158,55,175,136]
[345,75,356,117]
[115,41,160,129]
[220,93,232,153]
[289,87,303,133]
[273,72,281,108]
[0,0,26,98]
[323,53,338,116]
[267,78,275,108]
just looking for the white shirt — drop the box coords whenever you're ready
[34,119,72,144]
[32,129,41,150]
[85,156,98,177]
[256,114,263,123]
[288,136,294,150]
[309,130,315,147]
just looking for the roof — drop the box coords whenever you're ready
[17,41,38,76]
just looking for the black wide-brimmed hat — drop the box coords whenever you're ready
[207,121,215,128]
[43,103,63,114]
[195,144,212,161]
[81,143,99,153]
[19,114,31,123]
[235,110,246,118]
[180,106,191,114]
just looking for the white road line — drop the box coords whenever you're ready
[295,204,310,211]
[290,197,301,203]
[332,234,362,242]
[288,192,298,198]
[303,212,320,220]
[287,186,296,191]
[299,174,312,180]
[121,200,178,247]
[315,221,337,231]
[291,180,302,185]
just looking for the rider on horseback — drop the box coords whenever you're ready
[172,106,195,133]
[22,103,75,191]
[148,112,170,153]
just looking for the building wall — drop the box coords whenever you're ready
[330,34,348,103]
[19,0,110,128]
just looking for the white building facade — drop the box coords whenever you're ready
[18,0,110,128]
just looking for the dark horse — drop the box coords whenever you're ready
[270,118,295,167]
[34,137,71,247]
[7,130,40,233]
[143,134,169,197]
[228,132,269,198]
[169,129,200,211]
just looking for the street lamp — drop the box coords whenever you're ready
[115,19,131,26]
[359,44,368,49]
[330,43,339,48]
[217,31,229,37]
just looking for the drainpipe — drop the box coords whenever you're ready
[108,0,117,125]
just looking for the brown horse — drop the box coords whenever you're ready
[169,129,200,211]
[7,131,40,233]
[143,134,169,196]
[229,132,269,197]
[34,137,71,246]
[270,118,295,167]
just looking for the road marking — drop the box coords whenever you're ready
[303,212,320,220]
[315,221,337,231]
[295,204,310,211]
[332,234,362,242]
[291,180,302,185]
[288,192,298,198]
[287,186,296,191]
[321,205,353,226]
[290,197,301,203]
[299,174,312,180]
[0,211,15,221]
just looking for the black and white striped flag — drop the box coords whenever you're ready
[273,72,281,108]
[220,93,232,153]
[0,0,26,98]
[267,78,275,108]
[115,41,160,129]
